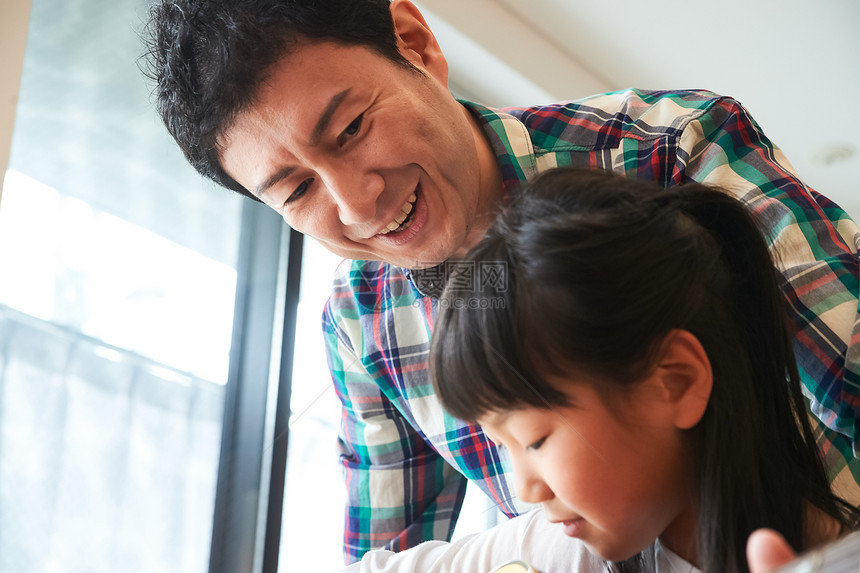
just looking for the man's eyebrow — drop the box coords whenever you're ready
[309,88,351,147]
[255,165,296,197]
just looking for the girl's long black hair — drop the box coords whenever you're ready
[430,167,859,573]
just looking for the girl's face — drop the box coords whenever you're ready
[478,371,697,563]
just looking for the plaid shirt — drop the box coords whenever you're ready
[323,89,860,564]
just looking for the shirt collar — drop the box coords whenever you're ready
[459,100,538,198]
[655,539,699,573]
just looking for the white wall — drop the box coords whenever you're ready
[0,0,31,205]
[417,0,860,221]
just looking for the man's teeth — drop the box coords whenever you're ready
[380,193,417,234]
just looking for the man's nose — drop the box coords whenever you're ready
[324,168,385,227]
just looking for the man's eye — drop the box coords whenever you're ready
[285,178,313,205]
[526,437,546,451]
[338,114,364,144]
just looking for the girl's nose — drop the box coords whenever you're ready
[514,466,553,505]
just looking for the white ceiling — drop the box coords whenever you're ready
[416,0,860,220]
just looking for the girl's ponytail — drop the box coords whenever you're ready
[672,188,828,571]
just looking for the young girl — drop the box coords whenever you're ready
[340,168,858,572]
[428,168,860,572]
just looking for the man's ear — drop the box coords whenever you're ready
[654,329,713,430]
[389,0,449,84]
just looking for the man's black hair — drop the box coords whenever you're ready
[141,0,410,200]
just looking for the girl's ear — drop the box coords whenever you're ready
[389,0,449,84]
[655,329,713,430]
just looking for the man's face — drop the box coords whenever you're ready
[219,40,501,269]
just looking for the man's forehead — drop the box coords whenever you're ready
[231,48,361,142]
[270,38,397,80]
[249,43,386,117]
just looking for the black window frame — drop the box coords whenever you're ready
[208,200,303,573]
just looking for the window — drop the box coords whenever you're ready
[278,239,344,571]
[0,0,241,570]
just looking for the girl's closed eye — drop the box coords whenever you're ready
[526,437,546,451]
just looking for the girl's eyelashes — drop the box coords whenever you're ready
[338,114,364,146]
[526,437,546,451]
[284,178,313,205]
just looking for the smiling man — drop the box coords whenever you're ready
[218,38,501,268]
[142,0,860,565]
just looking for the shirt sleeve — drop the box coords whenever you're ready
[335,509,604,573]
[324,287,468,564]
[673,95,860,455]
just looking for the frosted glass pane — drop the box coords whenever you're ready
[0,0,240,571]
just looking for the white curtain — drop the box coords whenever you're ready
[0,305,224,572]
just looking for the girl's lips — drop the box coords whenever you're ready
[562,517,586,538]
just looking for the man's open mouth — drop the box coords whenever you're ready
[379,192,417,235]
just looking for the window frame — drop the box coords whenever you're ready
[208,201,303,573]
